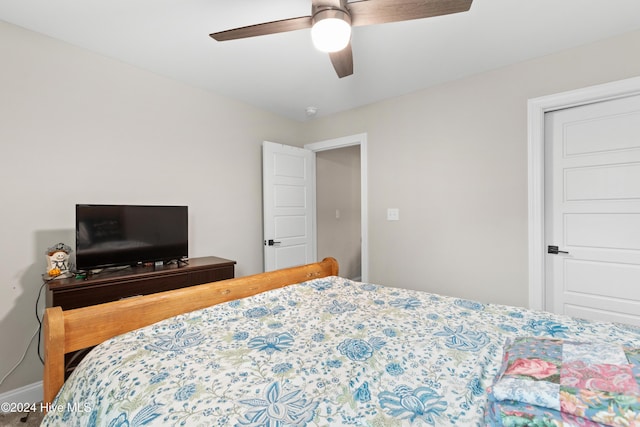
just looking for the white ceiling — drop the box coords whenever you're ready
[2,0,640,121]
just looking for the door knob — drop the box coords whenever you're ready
[547,245,569,254]
[266,239,281,246]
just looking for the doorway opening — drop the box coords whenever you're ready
[305,133,368,282]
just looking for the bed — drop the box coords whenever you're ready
[41,258,640,426]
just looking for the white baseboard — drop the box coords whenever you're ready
[0,381,42,410]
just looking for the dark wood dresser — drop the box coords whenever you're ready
[46,256,236,310]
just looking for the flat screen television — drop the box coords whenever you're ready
[75,204,188,271]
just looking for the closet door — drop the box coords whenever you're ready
[544,94,640,325]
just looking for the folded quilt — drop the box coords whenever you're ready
[485,337,640,427]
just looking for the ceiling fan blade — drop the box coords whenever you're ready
[210,16,312,41]
[348,0,472,27]
[329,43,354,78]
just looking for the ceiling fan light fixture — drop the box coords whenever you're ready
[311,9,351,53]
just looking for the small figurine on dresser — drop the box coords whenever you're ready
[46,242,73,278]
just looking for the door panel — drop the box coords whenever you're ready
[565,259,640,299]
[545,94,640,325]
[274,185,307,207]
[563,109,640,155]
[275,216,308,241]
[274,244,308,269]
[263,141,315,271]
[563,304,639,325]
[565,213,640,250]
[565,163,640,201]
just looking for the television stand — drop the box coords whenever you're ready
[46,256,236,310]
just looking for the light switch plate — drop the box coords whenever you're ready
[387,208,400,221]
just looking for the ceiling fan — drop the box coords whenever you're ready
[210,0,473,78]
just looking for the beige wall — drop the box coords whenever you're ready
[0,21,303,394]
[316,146,361,279]
[302,30,640,306]
[1,19,639,395]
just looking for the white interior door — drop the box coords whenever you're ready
[544,94,640,325]
[263,141,316,271]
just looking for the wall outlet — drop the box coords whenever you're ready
[387,208,400,221]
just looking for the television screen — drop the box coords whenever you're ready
[75,204,188,270]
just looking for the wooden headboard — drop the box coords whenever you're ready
[43,257,338,406]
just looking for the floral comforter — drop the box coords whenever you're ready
[41,276,640,426]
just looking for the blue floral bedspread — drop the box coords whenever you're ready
[41,276,640,426]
